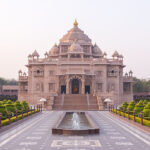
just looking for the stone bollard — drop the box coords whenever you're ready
[27,110,28,117]
[30,106,32,115]
[128,109,130,120]
[119,109,121,116]
[22,109,24,119]
[116,106,117,115]
[39,105,40,112]
[16,110,18,121]
[134,110,136,122]
[0,113,2,129]
[141,111,143,125]
[8,111,11,125]
[123,108,125,118]
[37,105,38,112]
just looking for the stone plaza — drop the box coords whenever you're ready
[0,111,150,150]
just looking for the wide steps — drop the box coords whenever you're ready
[52,94,99,110]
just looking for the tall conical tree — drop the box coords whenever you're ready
[127,100,136,111]
[134,100,144,114]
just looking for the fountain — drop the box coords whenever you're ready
[52,112,100,135]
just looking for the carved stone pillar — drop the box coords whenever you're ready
[81,75,85,94]
[66,75,69,94]
[56,76,59,94]
[81,54,84,60]
[92,76,95,94]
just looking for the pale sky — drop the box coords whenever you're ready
[0,0,150,80]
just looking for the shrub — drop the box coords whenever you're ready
[127,100,136,112]
[1,110,37,126]
[15,100,22,113]
[0,102,8,119]
[143,102,150,118]
[2,99,7,105]
[143,100,148,106]
[120,101,128,111]
[143,119,150,127]
[134,100,144,114]
[5,100,16,114]
[21,100,30,111]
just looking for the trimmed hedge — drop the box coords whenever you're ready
[112,109,150,127]
[1,110,38,126]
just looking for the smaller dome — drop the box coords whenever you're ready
[18,70,22,74]
[112,51,119,57]
[44,52,48,56]
[69,40,83,53]
[32,50,39,57]
[119,54,123,58]
[92,43,103,56]
[49,43,59,55]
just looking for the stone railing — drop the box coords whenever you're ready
[19,76,28,82]
[123,76,133,82]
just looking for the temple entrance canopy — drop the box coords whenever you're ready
[72,79,79,94]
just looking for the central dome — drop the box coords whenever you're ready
[60,20,91,44]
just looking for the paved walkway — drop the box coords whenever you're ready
[0,111,150,150]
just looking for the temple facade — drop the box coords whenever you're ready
[18,20,133,110]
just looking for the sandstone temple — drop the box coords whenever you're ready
[18,20,133,110]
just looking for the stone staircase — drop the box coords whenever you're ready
[52,94,99,110]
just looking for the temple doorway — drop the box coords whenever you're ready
[85,85,90,94]
[61,85,66,94]
[72,79,79,94]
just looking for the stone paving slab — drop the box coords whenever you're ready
[0,111,149,150]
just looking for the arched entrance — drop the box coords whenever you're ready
[72,79,79,94]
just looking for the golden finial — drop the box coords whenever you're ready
[73,19,78,27]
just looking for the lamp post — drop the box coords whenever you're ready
[128,108,130,120]
[134,110,136,122]
[141,111,143,125]
[8,111,11,125]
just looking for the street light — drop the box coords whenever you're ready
[39,98,47,111]
[104,98,112,110]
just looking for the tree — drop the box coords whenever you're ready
[5,100,16,114]
[143,100,148,106]
[134,100,144,114]
[120,101,128,111]
[143,102,150,118]
[2,99,7,105]
[21,100,30,111]
[127,100,136,111]
[133,77,150,93]
[0,101,8,119]
[15,100,22,112]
